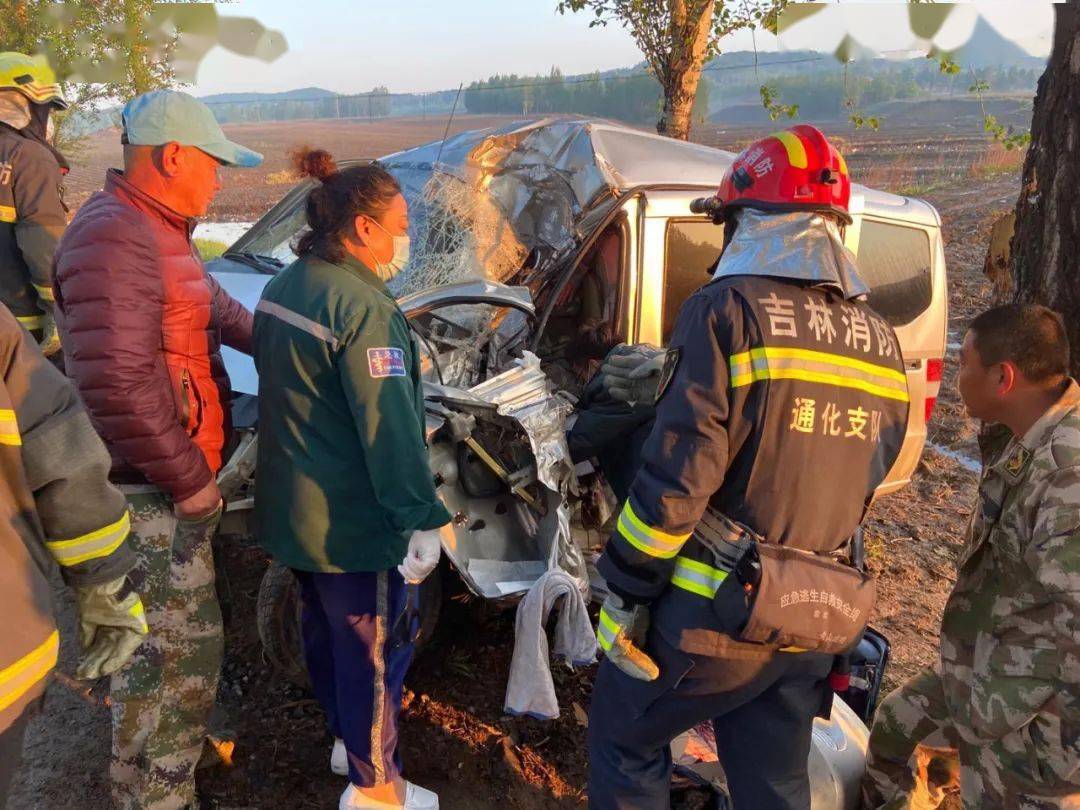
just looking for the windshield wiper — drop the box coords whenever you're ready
[222,251,285,274]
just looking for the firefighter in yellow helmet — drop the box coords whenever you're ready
[0,52,69,358]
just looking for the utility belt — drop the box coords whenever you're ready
[682,507,876,656]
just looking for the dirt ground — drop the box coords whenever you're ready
[10,115,1021,809]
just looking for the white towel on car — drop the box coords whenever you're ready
[504,569,597,720]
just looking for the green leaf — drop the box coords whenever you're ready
[775,2,827,35]
[909,3,954,40]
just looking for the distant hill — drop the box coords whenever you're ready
[199,86,337,105]
[954,16,1045,69]
[703,14,1044,124]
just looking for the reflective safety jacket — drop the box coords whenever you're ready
[0,122,66,331]
[0,304,134,732]
[597,274,908,658]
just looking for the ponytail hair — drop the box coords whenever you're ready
[290,146,401,263]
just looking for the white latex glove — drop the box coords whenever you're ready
[398,528,442,583]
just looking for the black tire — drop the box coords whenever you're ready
[255,561,445,689]
[255,562,309,689]
[414,563,443,648]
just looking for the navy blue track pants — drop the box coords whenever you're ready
[293,568,415,788]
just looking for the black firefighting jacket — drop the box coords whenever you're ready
[0,123,66,330]
[0,303,135,732]
[597,274,908,658]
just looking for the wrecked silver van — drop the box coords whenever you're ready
[212,115,946,601]
[209,117,946,810]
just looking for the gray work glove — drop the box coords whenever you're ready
[75,575,149,680]
[596,593,660,681]
[38,314,61,357]
[599,343,667,405]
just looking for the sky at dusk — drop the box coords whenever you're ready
[191,1,1054,97]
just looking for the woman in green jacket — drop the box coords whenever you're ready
[253,148,451,810]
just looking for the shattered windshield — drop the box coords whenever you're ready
[231,118,637,299]
[230,167,531,298]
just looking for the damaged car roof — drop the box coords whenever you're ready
[226,116,937,295]
[381,116,735,201]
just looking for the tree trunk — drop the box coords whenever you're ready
[1010,0,1080,376]
[656,0,713,140]
[658,72,702,140]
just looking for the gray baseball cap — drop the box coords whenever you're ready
[121,89,262,168]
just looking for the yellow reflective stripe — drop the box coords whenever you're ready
[32,283,54,302]
[734,367,910,403]
[670,556,729,599]
[616,501,690,560]
[729,347,909,403]
[731,347,907,384]
[16,314,46,330]
[597,607,619,652]
[21,84,62,103]
[128,599,149,633]
[772,130,808,169]
[0,407,18,446]
[0,205,15,223]
[0,630,59,712]
[45,511,131,567]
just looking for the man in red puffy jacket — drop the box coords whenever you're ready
[53,90,260,810]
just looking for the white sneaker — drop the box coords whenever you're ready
[338,781,439,809]
[330,738,348,776]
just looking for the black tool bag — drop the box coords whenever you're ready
[697,509,876,655]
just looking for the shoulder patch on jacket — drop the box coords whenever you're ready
[368,347,406,378]
[656,348,681,402]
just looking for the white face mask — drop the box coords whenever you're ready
[369,217,410,280]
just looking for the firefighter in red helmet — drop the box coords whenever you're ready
[587,125,909,809]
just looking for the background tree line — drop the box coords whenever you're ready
[463,68,709,123]
[716,63,1041,119]
[209,87,392,125]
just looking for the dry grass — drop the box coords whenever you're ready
[194,238,227,259]
[265,168,299,185]
[968,142,1025,180]
[859,150,974,198]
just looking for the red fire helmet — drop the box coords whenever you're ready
[713,125,852,224]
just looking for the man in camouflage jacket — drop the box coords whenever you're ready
[864,304,1080,809]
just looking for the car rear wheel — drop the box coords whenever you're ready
[256,561,444,689]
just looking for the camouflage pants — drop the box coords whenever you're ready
[110,489,223,810]
[863,668,1080,810]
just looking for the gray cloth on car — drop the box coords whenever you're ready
[504,568,597,720]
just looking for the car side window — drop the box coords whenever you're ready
[535,225,626,390]
[663,219,726,343]
[857,220,933,327]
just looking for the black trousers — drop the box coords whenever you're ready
[0,702,35,805]
[588,632,833,810]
